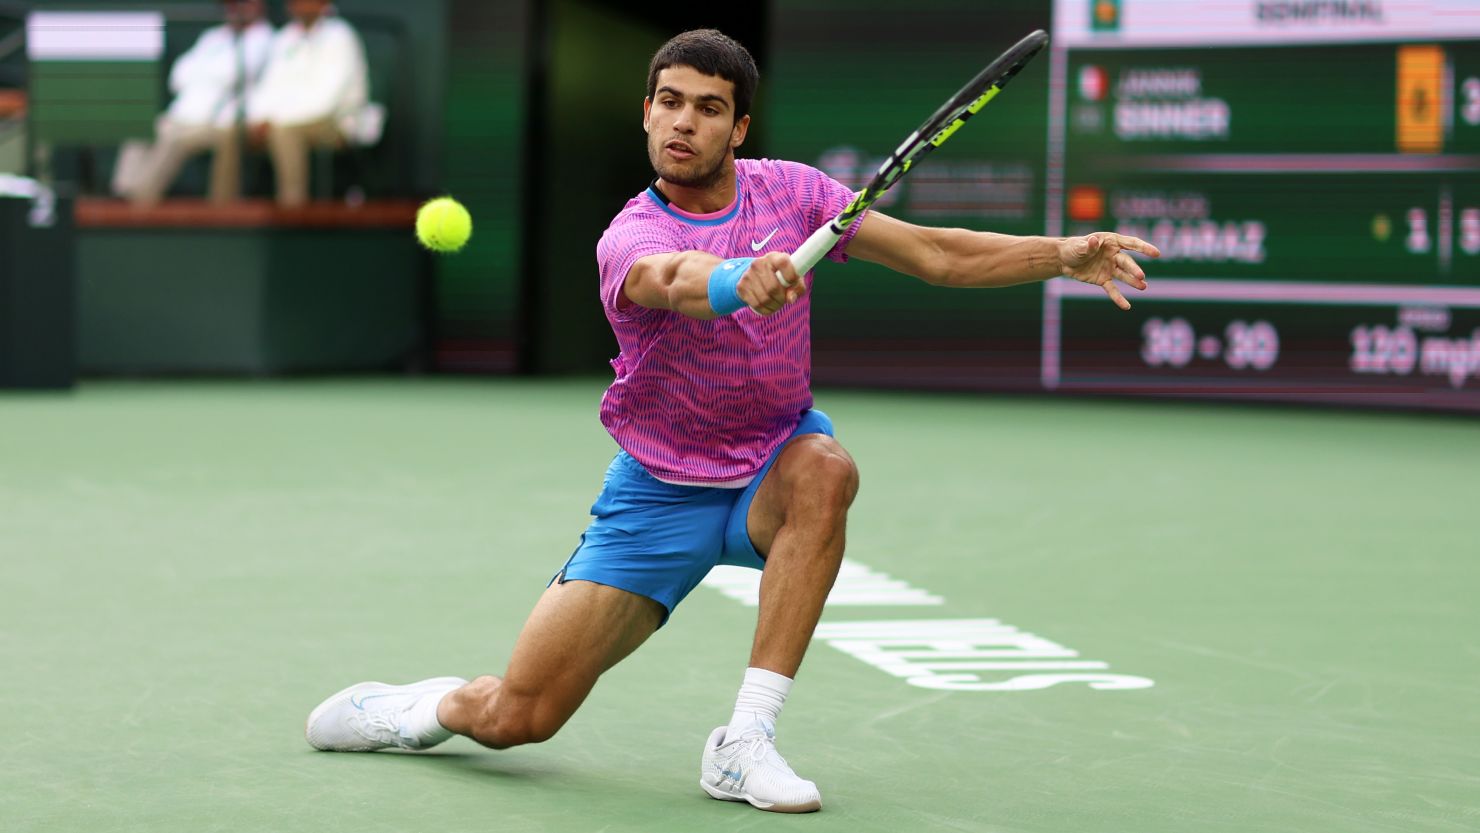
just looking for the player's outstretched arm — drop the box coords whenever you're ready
[624,251,804,319]
[845,211,1160,310]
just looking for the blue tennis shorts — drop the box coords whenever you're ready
[554,409,835,625]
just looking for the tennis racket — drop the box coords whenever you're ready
[787,29,1049,278]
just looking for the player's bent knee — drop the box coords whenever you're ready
[805,437,860,495]
[786,436,861,510]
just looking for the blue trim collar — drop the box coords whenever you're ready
[645,180,743,226]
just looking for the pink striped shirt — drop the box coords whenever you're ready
[596,158,864,485]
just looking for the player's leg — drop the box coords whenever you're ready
[303,578,661,753]
[436,577,662,748]
[743,432,858,675]
[700,410,858,813]
[441,457,734,748]
[307,450,727,755]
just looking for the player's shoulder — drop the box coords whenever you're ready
[737,158,841,205]
[605,190,668,229]
[738,158,839,214]
[737,157,828,186]
[598,191,675,249]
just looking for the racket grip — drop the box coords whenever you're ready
[790,222,843,277]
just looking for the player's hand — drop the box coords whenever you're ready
[1059,232,1160,310]
[736,252,805,316]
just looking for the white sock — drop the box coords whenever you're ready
[402,687,455,747]
[725,667,793,741]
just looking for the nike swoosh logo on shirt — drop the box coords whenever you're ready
[750,228,779,251]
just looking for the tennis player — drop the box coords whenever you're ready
[305,29,1158,813]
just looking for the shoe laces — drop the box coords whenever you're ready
[730,726,797,775]
[351,708,414,749]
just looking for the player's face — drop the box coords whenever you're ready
[643,66,750,190]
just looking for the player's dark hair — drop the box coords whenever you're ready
[646,29,759,121]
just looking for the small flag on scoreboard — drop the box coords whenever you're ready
[1068,185,1105,222]
[1078,65,1109,101]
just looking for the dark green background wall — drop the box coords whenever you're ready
[439,0,527,372]
[766,0,1053,391]
[520,0,769,374]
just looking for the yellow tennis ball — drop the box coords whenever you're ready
[416,197,472,253]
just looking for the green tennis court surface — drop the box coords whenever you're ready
[3,379,1476,832]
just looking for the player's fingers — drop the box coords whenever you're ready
[1116,251,1145,277]
[740,283,784,315]
[784,271,809,304]
[765,281,790,307]
[735,276,766,309]
[760,258,792,295]
[1115,234,1161,259]
[742,254,805,312]
[744,264,788,307]
[746,280,783,314]
[768,253,803,290]
[1115,252,1148,288]
[1082,233,1104,257]
[1115,267,1146,290]
[1103,281,1131,310]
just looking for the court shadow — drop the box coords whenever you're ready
[369,746,685,809]
[370,749,565,783]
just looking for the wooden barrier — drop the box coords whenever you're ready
[75,197,419,229]
[74,198,429,374]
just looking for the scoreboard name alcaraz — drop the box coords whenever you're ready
[1112,192,1266,265]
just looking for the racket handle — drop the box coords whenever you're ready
[790,221,844,277]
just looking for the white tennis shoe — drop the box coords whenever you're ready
[305,676,467,752]
[699,723,822,813]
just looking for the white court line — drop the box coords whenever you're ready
[702,559,943,607]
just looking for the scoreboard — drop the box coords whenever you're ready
[1047,0,1480,410]
[769,0,1480,413]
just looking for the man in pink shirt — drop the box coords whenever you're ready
[305,30,1158,813]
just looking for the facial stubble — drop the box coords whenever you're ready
[647,134,730,191]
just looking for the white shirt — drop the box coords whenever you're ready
[165,20,274,129]
[247,15,372,140]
